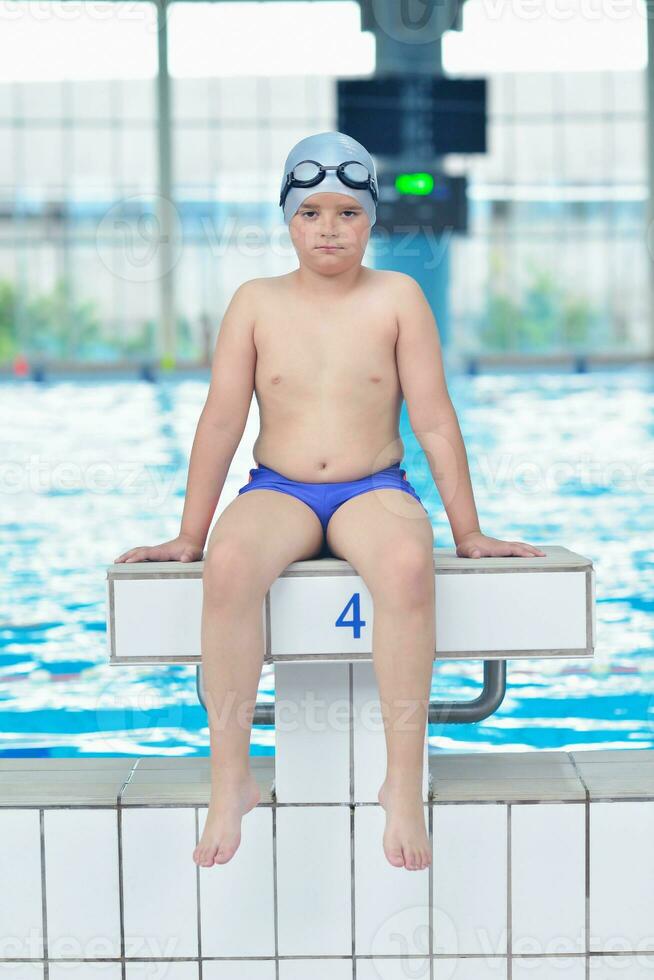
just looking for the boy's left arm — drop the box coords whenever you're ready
[393,273,545,559]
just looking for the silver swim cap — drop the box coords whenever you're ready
[280,131,377,228]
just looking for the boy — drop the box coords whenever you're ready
[114,131,545,872]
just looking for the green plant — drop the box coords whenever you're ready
[24,277,102,358]
[0,278,17,362]
[120,319,156,357]
[480,251,596,353]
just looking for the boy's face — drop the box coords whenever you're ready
[289,191,371,271]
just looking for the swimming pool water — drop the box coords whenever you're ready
[1,368,652,757]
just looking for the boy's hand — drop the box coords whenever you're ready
[113,534,204,564]
[456,532,546,559]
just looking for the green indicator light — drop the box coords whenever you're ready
[395,173,434,196]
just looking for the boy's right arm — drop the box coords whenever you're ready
[114,280,258,563]
[178,279,258,549]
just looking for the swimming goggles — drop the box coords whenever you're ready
[279,159,379,209]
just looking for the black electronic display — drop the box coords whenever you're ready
[338,75,486,156]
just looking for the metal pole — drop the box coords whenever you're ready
[646,0,654,354]
[156,0,176,365]
[196,660,506,726]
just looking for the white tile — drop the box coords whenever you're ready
[113,577,203,661]
[435,571,587,653]
[352,662,383,800]
[274,662,350,802]
[589,955,654,977]
[352,662,429,803]
[202,962,276,979]
[269,573,374,656]
[513,957,586,979]
[0,965,44,979]
[356,958,430,980]
[48,966,122,979]
[199,806,275,957]
[126,964,199,980]
[276,805,351,955]
[433,959,507,979]
[354,805,430,956]
[44,809,121,959]
[109,549,591,664]
[433,804,507,954]
[121,807,198,959]
[0,809,43,958]
[279,960,352,979]
[572,750,654,765]
[511,804,585,955]
[111,572,267,665]
[589,801,654,951]
[590,567,596,646]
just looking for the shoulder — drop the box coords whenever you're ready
[376,271,437,336]
[225,277,278,318]
[234,274,290,304]
[381,270,422,292]
[369,269,424,300]
[231,277,269,300]
[368,271,428,328]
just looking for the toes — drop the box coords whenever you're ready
[193,841,219,867]
[201,848,218,868]
[395,843,432,871]
[214,837,239,864]
[386,847,405,867]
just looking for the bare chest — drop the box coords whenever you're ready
[253,297,399,400]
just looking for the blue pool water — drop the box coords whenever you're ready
[0,368,653,757]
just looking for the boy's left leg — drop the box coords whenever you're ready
[324,488,435,871]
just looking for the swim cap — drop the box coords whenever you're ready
[280,131,377,228]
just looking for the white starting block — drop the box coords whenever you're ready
[107,545,594,665]
[106,546,595,805]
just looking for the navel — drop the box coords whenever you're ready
[270,375,282,384]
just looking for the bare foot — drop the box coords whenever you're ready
[193,771,261,867]
[377,775,431,871]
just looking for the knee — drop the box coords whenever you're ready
[374,544,434,608]
[202,538,264,604]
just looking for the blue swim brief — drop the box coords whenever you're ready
[237,462,426,537]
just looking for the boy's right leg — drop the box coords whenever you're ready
[194,488,324,868]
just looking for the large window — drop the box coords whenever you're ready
[442,0,649,354]
[0,2,159,363]
[0,0,649,365]
[0,1,372,365]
